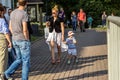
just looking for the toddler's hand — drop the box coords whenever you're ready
[63,41,66,44]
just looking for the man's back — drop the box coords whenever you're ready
[10,9,28,41]
[5,1,31,80]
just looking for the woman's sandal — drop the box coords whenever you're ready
[56,59,61,63]
[51,59,56,65]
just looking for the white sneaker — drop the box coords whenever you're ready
[75,59,79,63]
[0,75,4,80]
[8,77,14,80]
[67,60,71,65]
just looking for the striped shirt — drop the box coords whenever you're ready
[0,18,9,34]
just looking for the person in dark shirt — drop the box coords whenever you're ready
[59,8,65,22]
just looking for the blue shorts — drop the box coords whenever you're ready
[68,49,77,56]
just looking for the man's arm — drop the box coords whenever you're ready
[23,21,29,40]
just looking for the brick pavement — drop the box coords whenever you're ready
[15,29,108,80]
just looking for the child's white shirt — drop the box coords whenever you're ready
[44,27,49,39]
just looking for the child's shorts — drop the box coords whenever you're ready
[68,49,77,56]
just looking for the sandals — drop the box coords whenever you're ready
[51,59,55,65]
[51,58,61,64]
[56,59,61,63]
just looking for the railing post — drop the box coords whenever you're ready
[107,16,120,80]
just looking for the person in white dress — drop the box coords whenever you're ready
[46,7,65,64]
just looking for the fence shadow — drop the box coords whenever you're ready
[13,29,108,79]
[27,54,107,76]
[57,70,108,80]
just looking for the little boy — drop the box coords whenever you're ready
[65,31,78,64]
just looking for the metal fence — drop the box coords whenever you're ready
[107,16,120,80]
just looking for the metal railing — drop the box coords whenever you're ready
[107,16,120,80]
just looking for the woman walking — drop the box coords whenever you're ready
[0,6,11,80]
[46,7,65,64]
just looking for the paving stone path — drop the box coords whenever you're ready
[15,29,108,80]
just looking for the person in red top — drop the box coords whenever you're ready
[77,8,86,32]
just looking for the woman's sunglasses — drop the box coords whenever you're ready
[52,12,56,14]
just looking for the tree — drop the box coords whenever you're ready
[43,0,120,26]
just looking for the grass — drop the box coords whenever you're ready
[93,26,107,32]
[31,35,39,42]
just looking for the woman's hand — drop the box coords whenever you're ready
[8,41,12,48]
[47,21,50,27]
[5,34,12,48]
[83,19,86,23]
[63,41,66,44]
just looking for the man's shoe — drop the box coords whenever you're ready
[4,72,13,80]
[0,76,3,80]
[0,74,8,80]
[0,74,4,80]
[8,77,14,80]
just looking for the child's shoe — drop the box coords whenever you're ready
[67,60,71,65]
[75,58,79,63]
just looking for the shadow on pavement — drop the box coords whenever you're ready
[28,54,107,76]
[57,70,108,80]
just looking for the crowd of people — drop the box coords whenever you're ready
[0,0,30,80]
[69,8,91,32]
[44,5,79,65]
[0,0,113,80]
[70,9,114,31]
